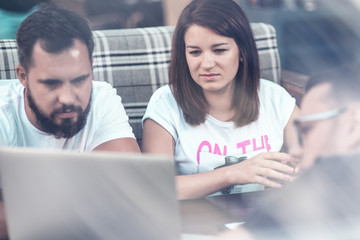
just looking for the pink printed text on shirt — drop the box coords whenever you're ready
[196,135,271,164]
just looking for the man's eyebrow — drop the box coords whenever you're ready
[71,74,90,82]
[37,74,90,84]
[37,78,61,84]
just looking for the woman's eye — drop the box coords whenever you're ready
[189,50,201,55]
[214,49,227,54]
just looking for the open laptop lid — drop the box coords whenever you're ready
[0,147,181,240]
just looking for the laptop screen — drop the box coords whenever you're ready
[0,147,181,240]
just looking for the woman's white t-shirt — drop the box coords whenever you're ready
[143,79,295,194]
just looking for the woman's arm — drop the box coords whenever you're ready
[143,119,296,200]
[142,118,175,156]
[142,119,232,199]
[142,119,234,199]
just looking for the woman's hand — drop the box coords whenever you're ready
[225,152,296,188]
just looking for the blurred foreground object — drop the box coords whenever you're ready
[218,63,360,239]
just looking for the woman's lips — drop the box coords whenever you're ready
[200,73,219,81]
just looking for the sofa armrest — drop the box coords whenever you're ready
[281,70,310,106]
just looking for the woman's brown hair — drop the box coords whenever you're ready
[169,0,260,127]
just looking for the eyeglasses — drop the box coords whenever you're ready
[294,108,346,146]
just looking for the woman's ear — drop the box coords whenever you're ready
[16,65,27,88]
[345,102,360,150]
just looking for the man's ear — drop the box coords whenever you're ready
[346,102,360,150]
[16,65,28,88]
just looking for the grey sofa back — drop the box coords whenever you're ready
[0,23,280,146]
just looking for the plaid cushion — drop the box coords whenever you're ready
[0,40,18,80]
[0,23,280,146]
[253,23,281,84]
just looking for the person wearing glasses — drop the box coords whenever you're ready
[217,63,360,239]
[142,0,300,200]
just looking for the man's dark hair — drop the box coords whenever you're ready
[306,63,360,104]
[16,4,94,71]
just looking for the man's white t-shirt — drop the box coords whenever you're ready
[0,80,135,151]
[143,79,296,194]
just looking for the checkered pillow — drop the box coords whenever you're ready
[0,23,280,145]
[0,40,18,80]
[92,26,173,143]
[253,23,281,84]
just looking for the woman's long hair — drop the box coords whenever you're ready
[169,0,260,127]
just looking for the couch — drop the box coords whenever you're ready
[0,23,308,147]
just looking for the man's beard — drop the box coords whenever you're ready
[26,86,92,139]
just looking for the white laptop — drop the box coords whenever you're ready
[0,147,182,240]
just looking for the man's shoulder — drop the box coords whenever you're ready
[90,80,118,101]
[0,80,21,142]
[92,80,114,92]
[0,80,22,107]
[92,80,112,87]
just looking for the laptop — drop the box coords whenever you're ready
[0,147,181,240]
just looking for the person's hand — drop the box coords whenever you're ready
[225,152,296,188]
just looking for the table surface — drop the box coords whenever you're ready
[179,189,278,236]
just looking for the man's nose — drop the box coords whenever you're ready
[58,85,75,105]
[289,142,302,159]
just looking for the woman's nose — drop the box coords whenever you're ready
[201,52,215,69]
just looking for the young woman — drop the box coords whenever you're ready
[142,0,299,200]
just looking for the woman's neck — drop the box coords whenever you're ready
[205,90,235,122]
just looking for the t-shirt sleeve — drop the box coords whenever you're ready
[260,80,296,130]
[90,82,135,150]
[0,81,19,147]
[142,86,180,140]
[0,105,16,147]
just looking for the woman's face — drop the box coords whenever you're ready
[184,24,240,96]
